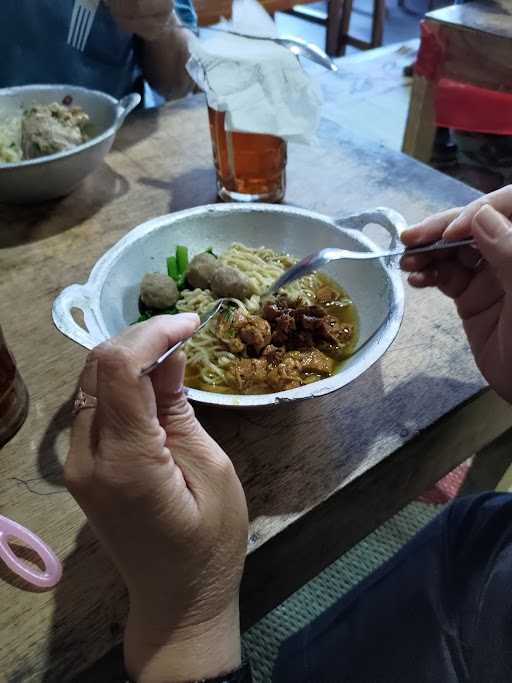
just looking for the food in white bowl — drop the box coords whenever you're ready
[52,203,406,408]
[135,242,359,395]
[0,85,140,203]
[0,101,90,163]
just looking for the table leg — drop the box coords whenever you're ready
[402,74,437,163]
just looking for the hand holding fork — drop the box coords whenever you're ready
[67,0,176,52]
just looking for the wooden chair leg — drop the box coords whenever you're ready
[326,0,346,57]
[371,0,386,49]
[335,0,353,57]
[402,74,437,163]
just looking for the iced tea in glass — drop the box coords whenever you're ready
[208,107,287,202]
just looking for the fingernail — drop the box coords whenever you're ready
[474,205,505,238]
[176,312,199,321]
[175,312,200,327]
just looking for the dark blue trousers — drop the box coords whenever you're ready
[274,493,512,683]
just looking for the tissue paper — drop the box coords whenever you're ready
[186,28,321,143]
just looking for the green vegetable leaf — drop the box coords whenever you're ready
[132,311,152,324]
[176,245,189,276]
[160,305,178,315]
[167,255,179,280]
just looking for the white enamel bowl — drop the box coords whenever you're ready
[53,203,406,408]
[0,84,140,204]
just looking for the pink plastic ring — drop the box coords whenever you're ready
[0,515,62,589]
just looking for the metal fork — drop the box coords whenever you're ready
[140,298,239,376]
[266,237,476,294]
[67,0,100,52]
[207,28,337,72]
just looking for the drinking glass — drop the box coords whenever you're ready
[208,107,287,203]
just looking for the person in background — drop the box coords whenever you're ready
[2,0,197,101]
[67,186,512,682]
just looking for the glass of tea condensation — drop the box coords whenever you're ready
[0,325,29,447]
[208,107,287,202]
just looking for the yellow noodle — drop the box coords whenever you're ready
[175,245,328,389]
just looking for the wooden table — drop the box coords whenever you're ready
[1,88,512,682]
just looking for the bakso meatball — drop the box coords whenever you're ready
[140,273,179,309]
[186,252,218,290]
[210,266,255,300]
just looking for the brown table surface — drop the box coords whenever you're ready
[1,85,512,683]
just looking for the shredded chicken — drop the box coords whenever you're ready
[218,289,355,393]
[228,358,269,392]
[238,316,272,354]
[216,310,246,354]
[228,349,334,393]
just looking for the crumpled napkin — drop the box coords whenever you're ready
[186,1,321,143]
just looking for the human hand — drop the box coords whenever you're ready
[107,0,177,42]
[65,315,248,682]
[400,185,512,404]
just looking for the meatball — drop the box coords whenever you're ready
[140,273,179,310]
[210,266,255,300]
[186,253,218,290]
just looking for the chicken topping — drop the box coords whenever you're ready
[266,356,303,391]
[216,310,247,354]
[229,348,335,393]
[238,316,272,354]
[228,358,269,393]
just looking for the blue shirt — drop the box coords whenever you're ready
[1,0,197,100]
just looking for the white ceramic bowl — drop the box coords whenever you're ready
[0,84,140,204]
[53,203,406,408]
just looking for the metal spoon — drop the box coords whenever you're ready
[266,237,476,294]
[206,28,338,72]
[140,298,238,376]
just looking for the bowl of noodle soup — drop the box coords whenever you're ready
[53,203,406,408]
